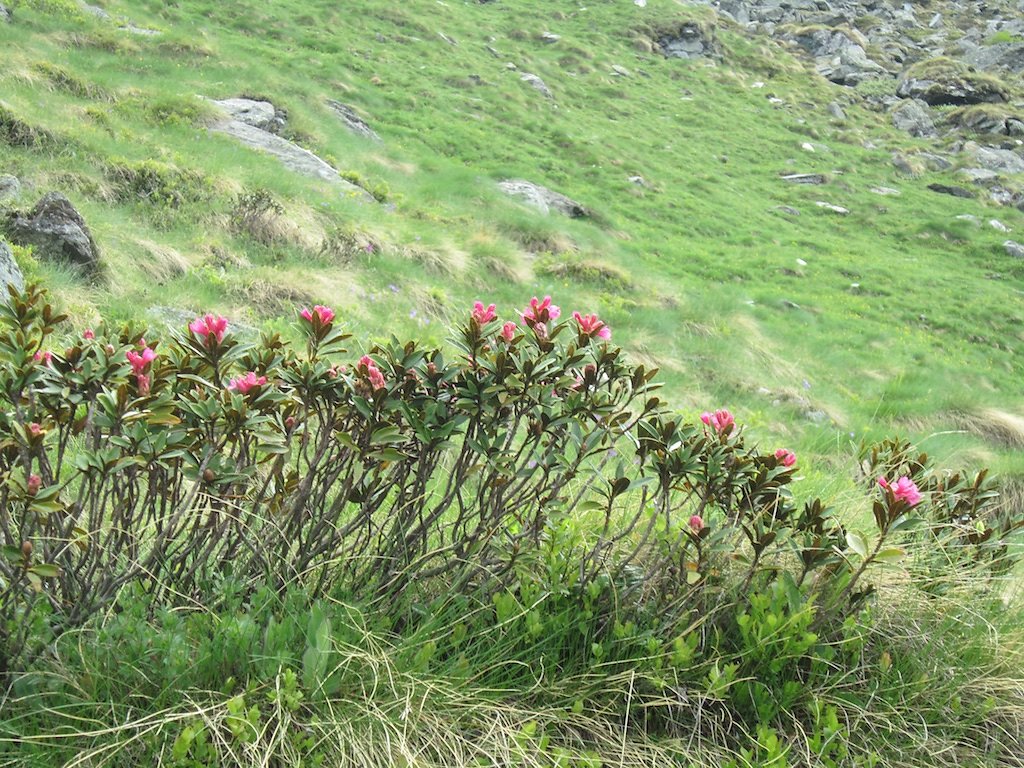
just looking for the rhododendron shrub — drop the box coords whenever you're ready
[0,286,1020,678]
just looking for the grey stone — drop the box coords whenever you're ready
[781,173,827,184]
[827,101,847,120]
[959,168,1000,184]
[897,69,1007,106]
[8,192,99,270]
[520,73,553,99]
[1004,240,1024,258]
[928,183,975,199]
[81,3,110,20]
[611,65,631,77]
[968,145,1024,174]
[774,206,801,216]
[658,22,716,59]
[326,101,381,142]
[0,3,10,22]
[540,32,560,44]
[0,240,23,293]
[815,201,849,215]
[0,174,19,202]
[891,99,936,137]
[870,186,901,196]
[497,179,587,217]
[990,219,1011,232]
[964,43,1024,74]
[919,153,953,171]
[211,98,287,135]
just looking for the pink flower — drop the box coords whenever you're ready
[126,347,157,376]
[471,301,497,325]
[878,476,922,506]
[33,351,52,365]
[572,311,612,341]
[82,329,95,340]
[227,371,268,394]
[521,296,560,327]
[358,355,386,391]
[27,474,41,495]
[300,305,335,325]
[774,448,797,467]
[189,314,228,346]
[136,373,151,396]
[700,409,735,435]
[689,515,705,534]
[27,422,42,437]
[501,321,517,341]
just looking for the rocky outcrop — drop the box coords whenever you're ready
[787,27,886,85]
[520,73,553,99]
[965,144,1024,174]
[8,192,99,271]
[891,99,936,138]
[209,99,374,202]
[946,105,1024,136]
[896,60,1008,106]
[497,180,587,218]
[0,3,11,23]
[326,101,381,141]
[0,240,23,293]
[657,21,717,59]
[0,174,19,202]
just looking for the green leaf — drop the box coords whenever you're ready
[875,547,906,563]
[846,530,868,559]
[28,563,59,578]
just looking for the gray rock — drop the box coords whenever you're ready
[891,99,936,138]
[611,65,631,77]
[120,23,160,36]
[81,3,110,20]
[960,168,1000,184]
[0,174,19,202]
[211,98,287,134]
[964,43,1024,74]
[658,22,716,59]
[870,186,901,196]
[520,73,553,99]
[897,68,1007,106]
[0,240,23,293]
[1004,240,1024,258]
[497,179,587,217]
[326,101,381,141]
[928,183,975,199]
[540,32,560,44]
[209,107,374,202]
[919,152,953,171]
[827,101,847,120]
[990,219,1011,232]
[8,192,99,270]
[789,27,885,85]
[815,201,849,215]
[968,145,1024,174]
[774,205,801,216]
[0,3,10,22]
[780,173,827,184]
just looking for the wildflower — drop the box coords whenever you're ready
[300,305,335,325]
[188,314,228,346]
[126,347,157,376]
[358,355,386,391]
[689,515,705,534]
[33,351,52,365]
[27,474,41,496]
[572,311,612,340]
[521,295,560,327]
[878,476,922,506]
[471,301,497,325]
[82,329,95,340]
[700,409,735,435]
[501,321,517,341]
[774,448,797,467]
[228,371,268,394]
[27,422,42,437]
[136,373,151,396]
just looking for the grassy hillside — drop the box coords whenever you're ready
[3,0,1024,490]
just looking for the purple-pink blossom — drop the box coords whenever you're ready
[878,476,922,506]
[27,474,41,495]
[82,329,95,340]
[358,355,386,391]
[501,321,517,341]
[228,371,268,394]
[701,409,735,435]
[471,301,497,325]
[775,448,797,467]
[300,305,335,325]
[521,296,560,328]
[572,312,611,340]
[126,347,157,376]
[689,514,705,534]
[189,314,228,346]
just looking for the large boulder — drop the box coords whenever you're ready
[891,99,936,138]
[8,192,99,270]
[0,239,24,293]
[210,98,287,134]
[947,105,1024,136]
[657,21,717,59]
[497,180,587,218]
[0,174,19,202]
[789,27,886,85]
[326,101,381,141]
[897,59,1008,106]
[966,144,1024,174]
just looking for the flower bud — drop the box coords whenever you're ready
[203,469,216,483]
[21,540,32,558]
[284,416,296,430]
[27,474,41,495]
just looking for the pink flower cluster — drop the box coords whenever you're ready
[701,409,735,435]
[520,296,560,338]
[471,301,497,325]
[775,448,797,467]
[501,321,517,341]
[127,346,157,396]
[878,476,922,506]
[228,371,267,394]
[689,514,705,534]
[358,355,386,391]
[189,314,228,346]
[300,305,335,326]
[572,312,611,341]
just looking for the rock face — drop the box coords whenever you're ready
[891,99,936,138]
[326,101,381,141]
[789,28,885,85]
[209,99,374,202]
[657,21,717,59]
[497,180,587,218]
[211,98,287,135]
[0,174,19,202]
[8,193,99,270]
[520,73,553,99]
[967,144,1024,174]
[0,240,24,293]
[897,62,1007,106]
[1004,240,1024,258]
